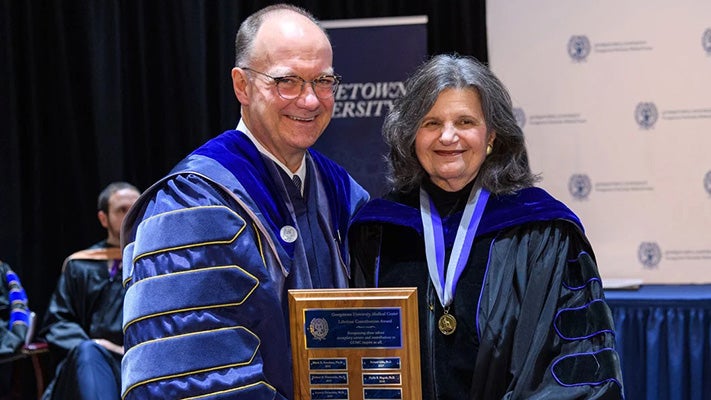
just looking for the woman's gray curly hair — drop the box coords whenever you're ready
[382,53,538,194]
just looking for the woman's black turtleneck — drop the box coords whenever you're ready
[422,178,476,217]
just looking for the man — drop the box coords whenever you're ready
[40,182,140,400]
[120,4,368,400]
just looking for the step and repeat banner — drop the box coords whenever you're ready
[487,1,711,284]
[315,16,428,197]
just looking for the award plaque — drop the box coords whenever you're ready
[288,287,421,400]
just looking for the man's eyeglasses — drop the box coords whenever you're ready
[240,67,341,100]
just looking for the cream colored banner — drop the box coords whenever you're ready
[487,0,711,284]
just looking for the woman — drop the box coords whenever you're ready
[349,54,623,399]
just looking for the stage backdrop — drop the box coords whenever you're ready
[487,0,711,284]
[315,16,428,197]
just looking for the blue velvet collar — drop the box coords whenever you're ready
[191,130,352,250]
[352,187,582,244]
[192,130,291,234]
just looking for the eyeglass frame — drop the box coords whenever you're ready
[239,67,341,100]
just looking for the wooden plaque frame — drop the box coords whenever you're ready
[288,287,421,400]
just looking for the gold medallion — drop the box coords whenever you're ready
[438,312,457,335]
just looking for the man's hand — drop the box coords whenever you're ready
[93,338,125,355]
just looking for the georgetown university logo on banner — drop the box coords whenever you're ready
[635,102,658,129]
[704,170,711,196]
[568,35,591,62]
[317,18,427,197]
[703,28,711,55]
[638,242,662,269]
[568,174,592,200]
[512,107,526,129]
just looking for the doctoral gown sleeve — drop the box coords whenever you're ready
[474,220,624,399]
[121,174,290,400]
[0,263,29,356]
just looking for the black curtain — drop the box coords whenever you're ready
[1,0,487,339]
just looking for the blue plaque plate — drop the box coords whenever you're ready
[362,373,401,385]
[362,357,401,370]
[304,308,402,349]
[310,358,348,370]
[310,373,349,385]
[311,388,349,400]
[363,388,402,400]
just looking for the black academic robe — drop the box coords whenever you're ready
[349,185,624,400]
[39,240,124,399]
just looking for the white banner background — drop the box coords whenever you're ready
[487,0,711,284]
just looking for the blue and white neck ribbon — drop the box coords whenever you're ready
[420,185,490,309]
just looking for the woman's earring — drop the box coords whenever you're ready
[486,144,493,155]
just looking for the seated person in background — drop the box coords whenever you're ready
[349,54,623,399]
[0,260,31,394]
[39,182,140,400]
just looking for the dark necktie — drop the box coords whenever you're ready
[292,175,302,193]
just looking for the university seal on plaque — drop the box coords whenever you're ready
[309,317,329,341]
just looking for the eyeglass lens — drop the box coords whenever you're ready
[241,67,338,100]
[275,76,338,99]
